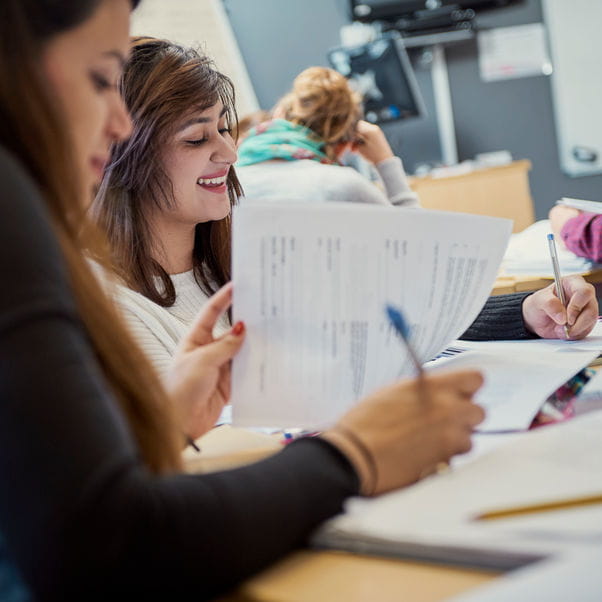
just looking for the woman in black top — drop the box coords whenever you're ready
[0,1,596,601]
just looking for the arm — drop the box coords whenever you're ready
[461,293,535,340]
[560,212,602,263]
[0,147,358,600]
[375,156,420,207]
[463,277,597,341]
[351,120,419,208]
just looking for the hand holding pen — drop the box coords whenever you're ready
[521,243,598,340]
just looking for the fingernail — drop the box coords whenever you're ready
[554,313,566,324]
[232,321,245,336]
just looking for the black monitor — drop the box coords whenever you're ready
[350,0,525,23]
[328,34,425,124]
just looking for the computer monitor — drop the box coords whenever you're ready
[328,34,426,124]
[350,0,525,23]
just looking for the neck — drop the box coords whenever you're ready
[149,218,196,275]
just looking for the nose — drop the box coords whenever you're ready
[107,92,133,142]
[211,131,237,165]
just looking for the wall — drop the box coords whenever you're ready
[224,0,602,219]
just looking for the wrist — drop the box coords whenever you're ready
[321,426,377,496]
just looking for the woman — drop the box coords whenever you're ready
[235,66,421,206]
[93,37,238,375]
[0,1,489,599]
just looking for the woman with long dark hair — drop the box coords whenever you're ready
[92,38,240,375]
[0,1,490,599]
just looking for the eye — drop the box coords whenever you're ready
[219,128,233,136]
[90,71,114,92]
[185,138,208,146]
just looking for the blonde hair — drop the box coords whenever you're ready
[276,67,362,161]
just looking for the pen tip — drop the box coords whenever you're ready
[547,233,554,241]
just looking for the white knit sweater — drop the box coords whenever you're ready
[106,269,229,375]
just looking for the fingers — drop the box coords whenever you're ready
[195,321,246,367]
[563,277,598,332]
[427,369,484,398]
[537,284,567,325]
[184,283,233,348]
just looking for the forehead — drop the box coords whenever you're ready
[177,101,227,130]
[46,0,131,65]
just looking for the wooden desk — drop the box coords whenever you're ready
[492,269,602,295]
[189,428,501,602]
[218,551,499,602]
[409,160,534,233]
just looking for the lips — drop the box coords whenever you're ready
[197,170,228,193]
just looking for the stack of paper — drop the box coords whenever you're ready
[502,219,597,276]
[556,197,602,214]
[313,411,602,570]
[231,204,512,429]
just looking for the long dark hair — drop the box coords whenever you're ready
[0,0,183,473]
[93,37,242,308]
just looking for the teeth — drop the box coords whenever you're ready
[197,175,227,186]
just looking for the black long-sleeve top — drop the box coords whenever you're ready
[0,146,532,601]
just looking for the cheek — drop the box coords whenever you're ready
[44,58,105,160]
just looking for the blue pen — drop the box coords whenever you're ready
[386,304,451,473]
[385,304,423,379]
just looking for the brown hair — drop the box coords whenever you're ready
[93,37,241,307]
[0,1,182,473]
[275,67,363,161]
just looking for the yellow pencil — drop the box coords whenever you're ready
[475,493,602,521]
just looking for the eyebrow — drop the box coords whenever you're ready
[102,50,127,68]
[178,106,228,131]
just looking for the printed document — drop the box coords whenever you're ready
[231,204,511,428]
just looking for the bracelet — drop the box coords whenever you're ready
[333,425,378,496]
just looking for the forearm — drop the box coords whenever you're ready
[560,213,602,262]
[375,156,420,207]
[0,314,357,600]
[461,293,535,340]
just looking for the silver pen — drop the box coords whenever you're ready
[547,233,570,338]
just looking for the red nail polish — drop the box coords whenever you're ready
[232,321,245,336]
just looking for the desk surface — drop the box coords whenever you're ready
[492,269,602,295]
[218,551,499,602]
[189,428,502,602]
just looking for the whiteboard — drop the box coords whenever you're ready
[131,0,259,116]
[543,0,602,177]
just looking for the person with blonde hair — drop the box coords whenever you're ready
[236,66,420,206]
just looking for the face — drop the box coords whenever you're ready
[42,0,132,201]
[159,101,237,226]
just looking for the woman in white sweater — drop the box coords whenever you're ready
[236,67,419,207]
[93,37,238,374]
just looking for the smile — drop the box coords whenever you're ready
[197,175,227,186]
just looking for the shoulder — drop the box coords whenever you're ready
[0,146,76,311]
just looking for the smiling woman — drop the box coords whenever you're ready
[92,37,242,375]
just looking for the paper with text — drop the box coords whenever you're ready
[231,204,512,428]
[429,348,597,431]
